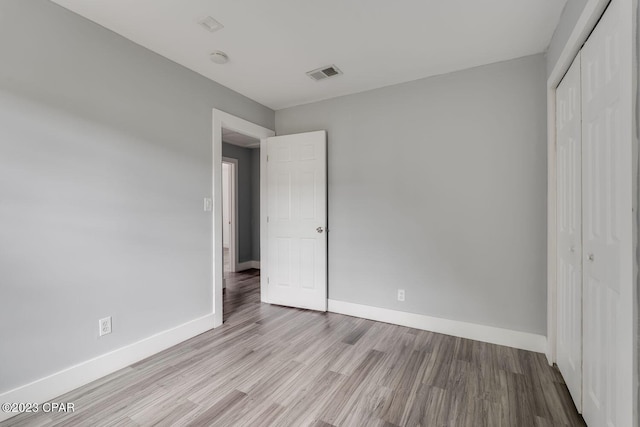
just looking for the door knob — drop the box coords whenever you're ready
[588,253,594,262]
[570,246,575,253]
[316,227,324,234]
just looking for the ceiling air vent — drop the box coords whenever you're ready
[306,65,343,81]
[198,16,224,33]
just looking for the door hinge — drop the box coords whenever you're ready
[267,277,270,284]
[267,155,269,162]
[267,216,269,223]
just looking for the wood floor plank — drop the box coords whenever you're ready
[188,389,247,425]
[129,398,198,426]
[271,370,345,426]
[379,350,427,425]
[1,269,585,427]
[420,334,455,389]
[239,402,286,427]
[338,382,392,427]
[317,349,385,424]
[342,320,373,345]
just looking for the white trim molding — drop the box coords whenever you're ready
[237,260,260,271]
[328,300,547,353]
[0,314,215,423]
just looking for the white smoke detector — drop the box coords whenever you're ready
[306,65,343,81]
[210,51,229,64]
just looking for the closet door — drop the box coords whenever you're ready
[555,52,582,411]
[581,0,634,425]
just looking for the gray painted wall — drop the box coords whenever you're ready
[276,54,548,335]
[637,0,640,417]
[546,0,588,76]
[221,143,260,263]
[0,0,273,392]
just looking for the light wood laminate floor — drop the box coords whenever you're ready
[4,270,584,426]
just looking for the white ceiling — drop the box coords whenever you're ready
[50,0,566,110]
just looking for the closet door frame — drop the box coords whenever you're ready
[547,0,637,424]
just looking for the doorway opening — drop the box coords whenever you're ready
[211,109,275,328]
[221,132,261,320]
[212,110,328,327]
[212,109,274,327]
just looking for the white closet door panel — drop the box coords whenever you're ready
[580,0,634,425]
[556,51,583,411]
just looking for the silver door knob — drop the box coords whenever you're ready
[588,254,594,261]
[316,227,324,234]
[570,246,575,253]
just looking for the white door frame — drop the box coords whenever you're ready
[222,157,238,273]
[212,109,275,327]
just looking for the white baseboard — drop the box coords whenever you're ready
[0,313,215,423]
[237,260,260,271]
[328,300,547,354]
[545,346,554,366]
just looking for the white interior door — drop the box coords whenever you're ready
[556,51,583,412]
[580,0,634,425]
[266,130,327,311]
[222,162,231,248]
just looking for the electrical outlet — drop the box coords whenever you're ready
[203,198,213,212]
[397,289,405,302]
[99,316,112,337]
